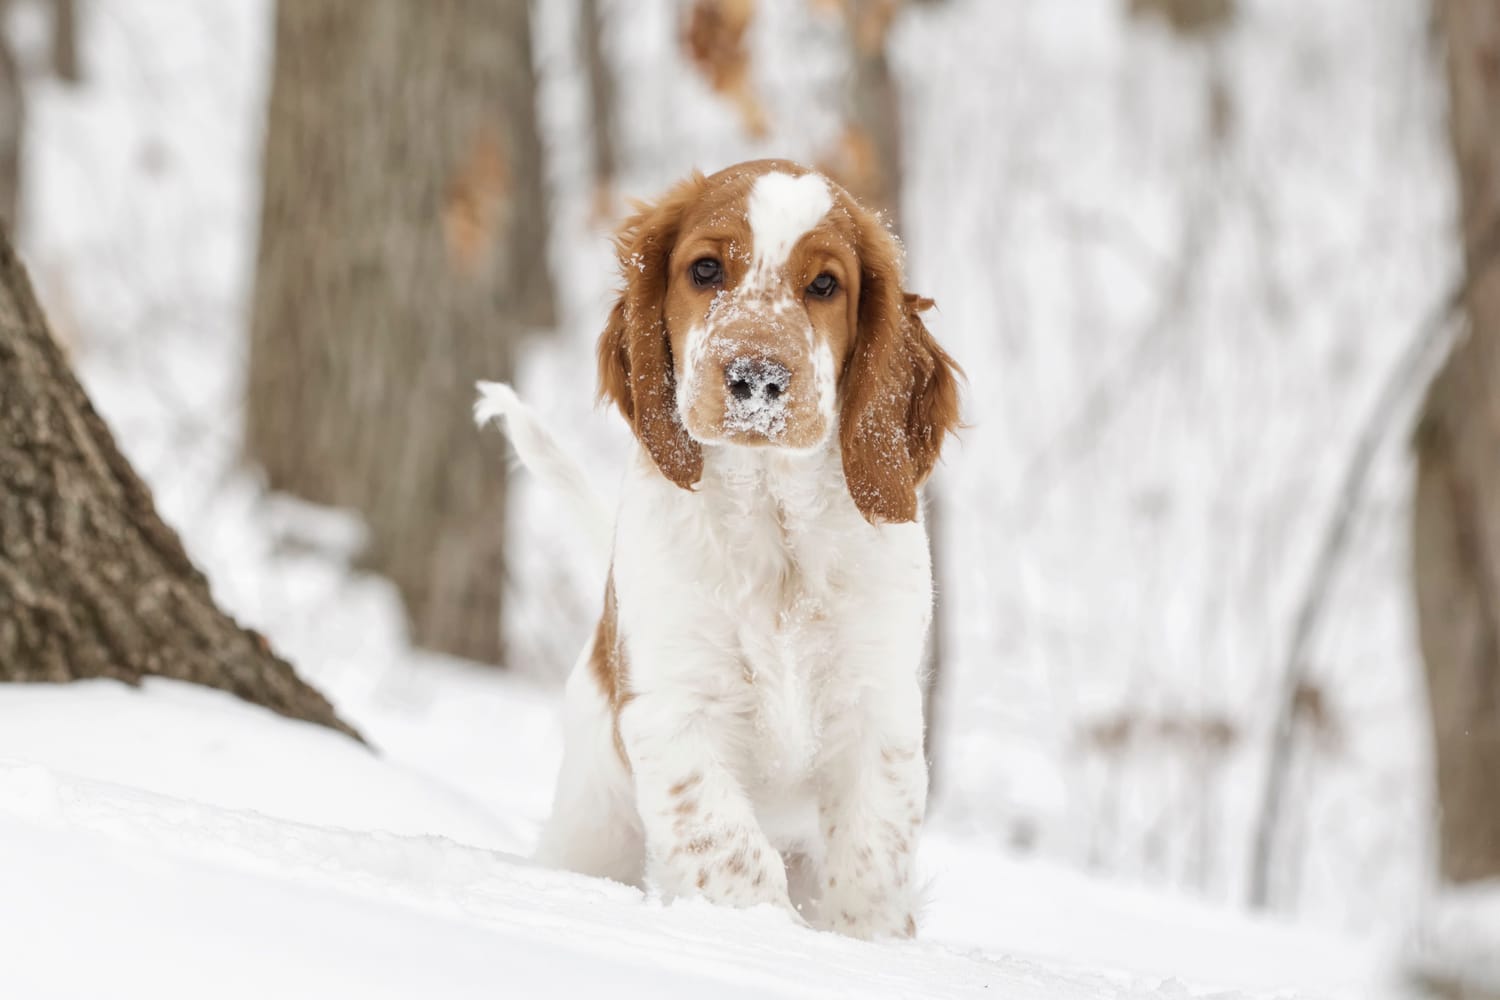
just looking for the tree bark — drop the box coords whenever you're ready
[845,0,905,229]
[246,0,554,664]
[52,0,81,84]
[581,0,617,220]
[0,233,358,741]
[1413,0,1500,886]
[0,0,23,231]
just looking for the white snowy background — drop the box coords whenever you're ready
[3,0,1492,996]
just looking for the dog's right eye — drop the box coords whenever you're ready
[690,258,724,288]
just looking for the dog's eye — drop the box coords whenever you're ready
[807,273,839,299]
[690,258,724,288]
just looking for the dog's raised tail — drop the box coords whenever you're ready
[473,381,614,564]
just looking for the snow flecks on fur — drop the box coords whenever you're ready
[812,340,837,428]
[724,395,789,437]
[678,294,816,445]
[678,322,711,426]
[674,173,837,449]
[722,356,792,438]
[746,172,832,284]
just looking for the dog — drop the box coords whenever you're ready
[476,159,960,939]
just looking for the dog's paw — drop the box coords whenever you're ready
[653,824,792,913]
[818,905,918,941]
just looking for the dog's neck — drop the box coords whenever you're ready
[666,437,849,615]
[696,437,846,517]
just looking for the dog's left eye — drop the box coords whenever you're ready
[691,258,724,288]
[807,273,839,299]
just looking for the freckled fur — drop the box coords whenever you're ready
[668,774,703,797]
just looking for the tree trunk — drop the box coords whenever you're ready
[245,1,554,664]
[52,0,81,83]
[0,0,23,231]
[845,0,905,229]
[581,0,617,221]
[0,233,358,741]
[1413,0,1500,886]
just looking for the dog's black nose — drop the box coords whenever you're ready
[725,357,791,403]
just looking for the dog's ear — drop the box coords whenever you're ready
[597,175,705,490]
[839,210,962,524]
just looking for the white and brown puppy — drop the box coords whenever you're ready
[477,159,960,939]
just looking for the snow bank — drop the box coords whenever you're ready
[0,680,1398,998]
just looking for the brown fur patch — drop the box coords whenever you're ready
[596,177,709,489]
[840,209,963,524]
[881,745,917,764]
[682,0,768,138]
[590,578,633,768]
[668,773,703,797]
[442,128,510,275]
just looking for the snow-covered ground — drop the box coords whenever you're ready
[0,678,1398,999]
[3,0,1485,995]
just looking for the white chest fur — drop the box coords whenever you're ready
[611,441,934,841]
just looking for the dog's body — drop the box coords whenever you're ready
[478,160,960,939]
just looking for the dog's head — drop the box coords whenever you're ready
[597,159,961,524]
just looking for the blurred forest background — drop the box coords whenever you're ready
[2,0,1498,986]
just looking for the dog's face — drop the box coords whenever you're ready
[598,159,961,524]
[666,167,853,451]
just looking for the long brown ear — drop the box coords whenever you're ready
[596,176,706,490]
[839,218,962,524]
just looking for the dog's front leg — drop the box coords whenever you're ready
[620,691,795,917]
[815,675,928,939]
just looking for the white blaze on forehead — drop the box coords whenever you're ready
[746,172,832,276]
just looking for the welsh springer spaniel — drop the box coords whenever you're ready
[477,159,961,939]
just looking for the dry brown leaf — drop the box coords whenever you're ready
[683,0,771,139]
[442,128,512,275]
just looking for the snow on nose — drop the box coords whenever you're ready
[723,356,792,436]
